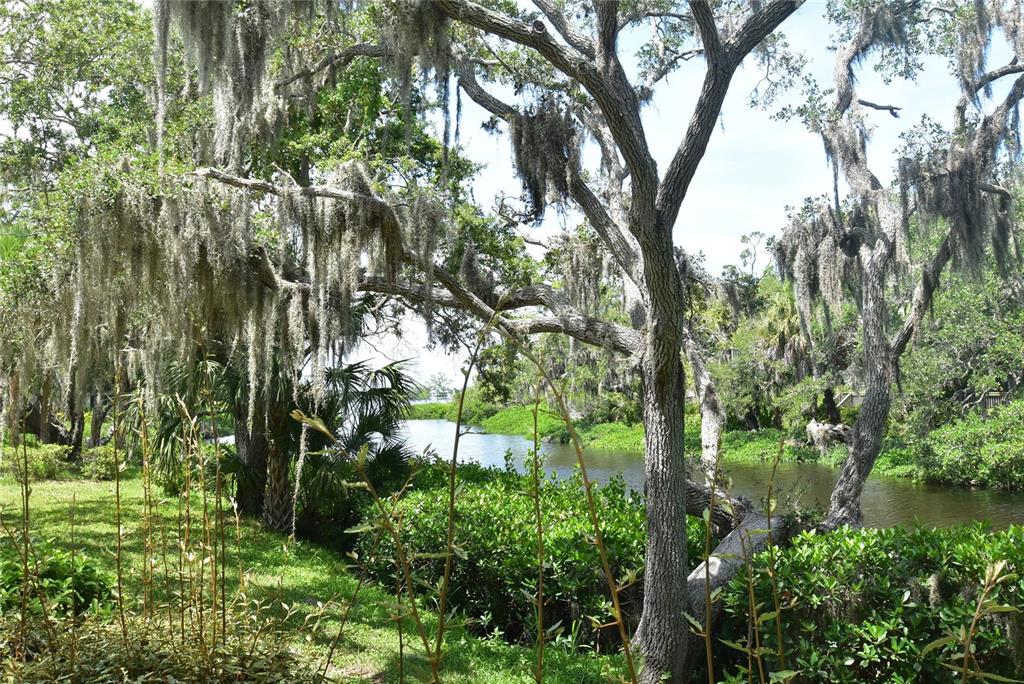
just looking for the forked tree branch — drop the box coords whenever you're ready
[656,1,802,230]
[532,0,594,57]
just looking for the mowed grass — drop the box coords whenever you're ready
[0,474,627,683]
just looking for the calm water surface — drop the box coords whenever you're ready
[401,419,1024,529]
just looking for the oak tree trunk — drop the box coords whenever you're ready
[233,409,267,517]
[38,373,51,444]
[637,338,690,683]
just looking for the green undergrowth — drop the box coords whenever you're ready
[0,475,626,682]
[408,401,451,420]
[914,400,1024,489]
[357,461,705,650]
[719,524,1024,683]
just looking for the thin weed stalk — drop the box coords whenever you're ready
[316,464,421,683]
[202,354,228,645]
[357,456,436,680]
[138,395,155,619]
[112,366,129,654]
[502,329,637,682]
[316,531,384,683]
[433,327,488,670]
[740,532,767,684]
[703,448,724,684]
[18,422,30,660]
[69,493,79,672]
[764,439,786,670]
[530,379,546,683]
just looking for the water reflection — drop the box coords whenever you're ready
[401,419,1024,529]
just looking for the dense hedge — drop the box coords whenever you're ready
[720,524,1024,683]
[916,400,1024,489]
[356,462,705,647]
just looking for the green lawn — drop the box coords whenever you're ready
[0,475,626,683]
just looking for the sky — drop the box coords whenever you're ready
[359,1,1006,386]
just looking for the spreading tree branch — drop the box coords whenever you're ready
[274,43,390,90]
[857,99,901,117]
[436,0,658,213]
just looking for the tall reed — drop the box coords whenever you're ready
[433,328,488,670]
[498,321,637,682]
[112,365,129,653]
[530,379,546,682]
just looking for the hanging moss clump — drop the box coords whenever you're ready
[511,97,580,221]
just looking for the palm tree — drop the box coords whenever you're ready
[130,351,416,535]
[288,361,416,540]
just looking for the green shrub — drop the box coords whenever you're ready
[80,445,120,481]
[356,462,706,647]
[0,541,114,616]
[447,388,499,426]
[480,403,568,442]
[580,422,645,451]
[1,444,69,482]
[719,524,1024,683]
[408,401,452,419]
[917,400,1024,489]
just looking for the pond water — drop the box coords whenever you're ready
[401,419,1024,529]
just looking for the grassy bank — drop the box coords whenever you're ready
[0,474,625,682]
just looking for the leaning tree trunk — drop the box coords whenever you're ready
[262,443,292,533]
[823,257,894,528]
[233,409,267,517]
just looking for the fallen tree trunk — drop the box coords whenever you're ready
[685,479,752,532]
[684,512,796,671]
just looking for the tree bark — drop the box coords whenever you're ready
[823,258,893,529]
[636,340,690,683]
[67,408,85,461]
[262,442,292,533]
[38,373,51,444]
[685,338,726,487]
[89,392,106,448]
[823,386,841,425]
[233,409,267,517]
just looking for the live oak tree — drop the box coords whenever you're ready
[777,0,1024,528]
[147,0,810,679]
